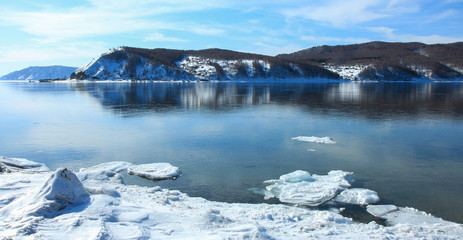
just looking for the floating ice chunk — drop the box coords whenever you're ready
[127,163,181,181]
[77,161,132,184]
[367,205,453,226]
[366,204,398,218]
[0,156,49,172]
[79,161,133,173]
[334,188,380,205]
[292,136,336,144]
[264,170,352,206]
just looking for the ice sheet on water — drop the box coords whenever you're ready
[127,163,181,181]
[366,204,398,217]
[292,136,336,144]
[0,156,49,172]
[263,170,352,206]
[366,205,454,226]
[79,161,133,173]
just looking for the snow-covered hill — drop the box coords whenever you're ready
[0,66,77,80]
[71,47,340,81]
[279,42,463,81]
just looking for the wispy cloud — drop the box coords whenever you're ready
[367,26,462,43]
[145,32,187,42]
[424,9,458,23]
[282,0,387,27]
[300,36,371,45]
[281,0,420,28]
[0,0,226,41]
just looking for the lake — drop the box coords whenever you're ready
[0,80,462,223]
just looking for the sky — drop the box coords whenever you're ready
[0,0,462,76]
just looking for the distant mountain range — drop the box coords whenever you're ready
[0,66,77,80]
[2,42,463,81]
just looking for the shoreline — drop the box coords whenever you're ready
[1,156,462,239]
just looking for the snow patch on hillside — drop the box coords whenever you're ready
[323,65,368,80]
[177,56,272,80]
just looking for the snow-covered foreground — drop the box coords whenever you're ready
[0,157,462,239]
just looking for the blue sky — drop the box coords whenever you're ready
[1,0,462,75]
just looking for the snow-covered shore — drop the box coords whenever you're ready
[0,156,462,239]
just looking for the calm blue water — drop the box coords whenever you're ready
[1,81,462,223]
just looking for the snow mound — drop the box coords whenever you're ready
[1,168,89,221]
[334,188,380,205]
[127,163,181,181]
[0,156,49,172]
[24,168,90,217]
[292,136,336,144]
[263,170,352,206]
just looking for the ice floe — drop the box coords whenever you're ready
[334,188,380,205]
[292,136,336,144]
[263,170,353,206]
[77,161,181,183]
[127,162,181,181]
[1,158,462,239]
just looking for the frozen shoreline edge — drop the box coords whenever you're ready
[1,156,462,239]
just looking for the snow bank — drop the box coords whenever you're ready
[263,170,353,206]
[0,156,49,172]
[0,168,89,219]
[0,168,90,236]
[127,162,181,181]
[1,159,462,239]
[292,136,336,144]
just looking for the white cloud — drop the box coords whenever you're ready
[145,32,187,42]
[367,26,463,43]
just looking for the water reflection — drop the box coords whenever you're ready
[71,81,463,119]
[2,80,463,223]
